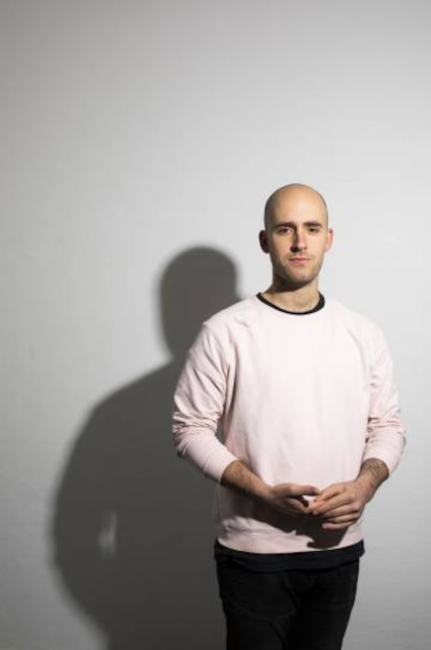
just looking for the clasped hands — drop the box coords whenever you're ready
[267,477,375,531]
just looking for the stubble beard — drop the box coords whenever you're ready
[273,257,321,291]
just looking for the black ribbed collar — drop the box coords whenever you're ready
[256,292,325,315]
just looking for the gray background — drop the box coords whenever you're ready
[0,1,429,648]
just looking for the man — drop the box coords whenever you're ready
[172,183,405,649]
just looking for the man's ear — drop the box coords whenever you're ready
[259,230,269,253]
[325,228,334,252]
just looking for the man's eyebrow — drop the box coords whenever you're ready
[273,220,324,229]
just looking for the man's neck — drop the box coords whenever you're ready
[261,286,321,313]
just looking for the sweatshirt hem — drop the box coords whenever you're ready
[216,526,364,554]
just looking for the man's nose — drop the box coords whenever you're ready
[292,230,307,251]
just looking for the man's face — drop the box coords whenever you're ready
[259,188,333,290]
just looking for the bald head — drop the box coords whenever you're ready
[264,183,329,232]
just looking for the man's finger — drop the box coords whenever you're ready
[321,517,357,530]
[278,498,311,517]
[315,483,344,501]
[288,502,309,515]
[322,513,359,524]
[316,505,357,519]
[287,484,321,497]
[311,494,351,515]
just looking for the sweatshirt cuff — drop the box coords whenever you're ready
[362,444,404,476]
[179,432,239,483]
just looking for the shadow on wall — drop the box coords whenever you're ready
[50,247,241,650]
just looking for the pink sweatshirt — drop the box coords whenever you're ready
[172,294,405,554]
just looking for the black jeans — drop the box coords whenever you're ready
[215,556,360,650]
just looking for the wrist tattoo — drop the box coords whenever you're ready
[359,458,389,488]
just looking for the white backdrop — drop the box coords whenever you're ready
[1,1,429,649]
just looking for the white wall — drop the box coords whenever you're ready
[1,1,429,648]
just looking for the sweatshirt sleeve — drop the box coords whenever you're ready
[362,326,406,474]
[172,321,238,483]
